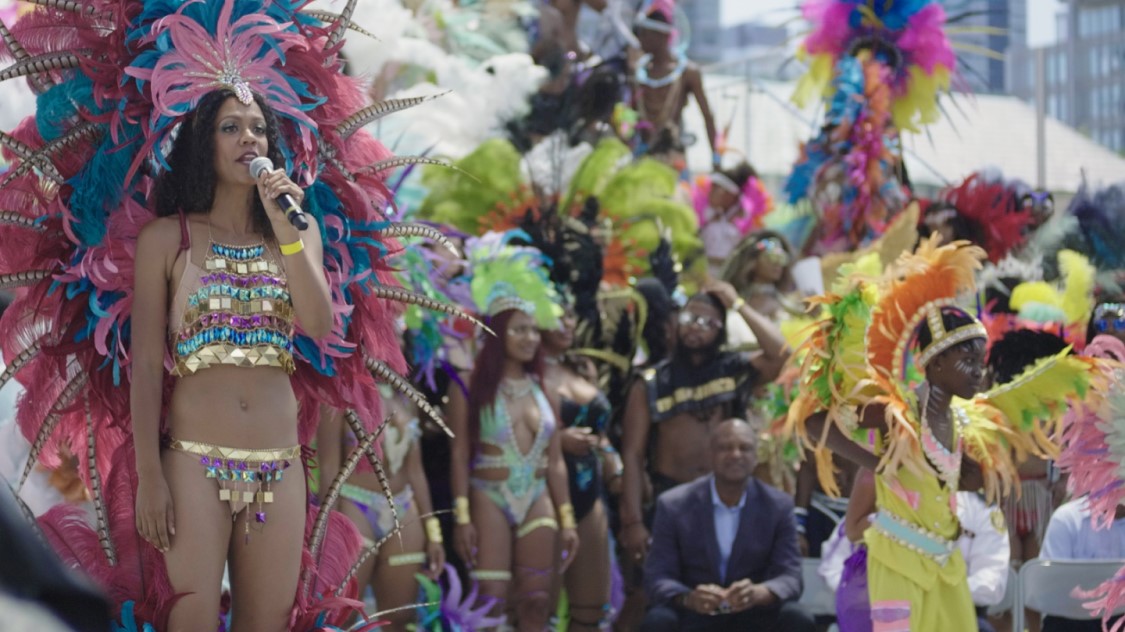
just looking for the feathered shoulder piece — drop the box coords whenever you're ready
[466,230,562,330]
[963,347,1094,501]
[794,0,955,132]
[786,252,885,495]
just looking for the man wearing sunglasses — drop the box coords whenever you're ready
[619,280,789,568]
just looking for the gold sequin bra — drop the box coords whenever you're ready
[171,237,296,376]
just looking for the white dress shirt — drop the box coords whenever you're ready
[1042,497,1125,560]
[956,491,1011,606]
[710,475,748,584]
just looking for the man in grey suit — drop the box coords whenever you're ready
[642,419,814,631]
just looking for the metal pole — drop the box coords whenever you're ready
[1035,46,1047,190]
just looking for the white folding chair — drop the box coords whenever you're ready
[985,566,1018,617]
[1014,558,1125,632]
[798,558,838,618]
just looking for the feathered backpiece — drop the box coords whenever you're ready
[1057,335,1125,529]
[0,0,469,626]
[690,172,773,236]
[1063,182,1125,290]
[793,0,955,132]
[938,172,1033,263]
[1003,250,1096,348]
[785,52,910,254]
[1057,336,1125,629]
[466,230,562,330]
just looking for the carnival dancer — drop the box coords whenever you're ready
[631,1,717,170]
[542,301,621,631]
[318,395,446,630]
[694,163,773,278]
[791,237,1093,631]
[448,233,580,631]
[0,0,478,628]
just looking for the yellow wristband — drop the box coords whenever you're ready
[453,496,471,525]
[731,297,746,311]
[558,502,577,530]
[279,239,304,256]
[424,516,443,544]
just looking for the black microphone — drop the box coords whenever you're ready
[249,156,308,231]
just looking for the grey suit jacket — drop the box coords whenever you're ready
[644,475,803,607]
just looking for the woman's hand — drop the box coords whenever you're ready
[621,521,650,562]
[559,527,580,573]
[255,168,305,233]
[135,474,175,552]
[560,427,598,456]
[425,540,446,579]
[453,523,478,569]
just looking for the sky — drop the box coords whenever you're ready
[737,0,1066,48]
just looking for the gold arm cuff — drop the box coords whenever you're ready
[454,496,471,525]
[424,516,443,543]
[558,502,577,530]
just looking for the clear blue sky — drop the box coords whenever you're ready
[739,0,1064,47]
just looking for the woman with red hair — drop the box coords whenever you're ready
[448,234,580,631]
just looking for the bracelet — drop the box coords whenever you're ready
[453,496,471,525]
[279,239,304,256]
[794,506,808,533]
[424,516,443,544]
[731,297,746,311]
[558,502,577,530]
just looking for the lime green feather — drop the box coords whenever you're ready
[418,139,525,234]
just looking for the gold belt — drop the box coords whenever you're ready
[168,438,300,462]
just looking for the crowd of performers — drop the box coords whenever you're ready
[2,0,1125,632]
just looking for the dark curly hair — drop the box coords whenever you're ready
[152,89,286,239]
[987,329,1068,386]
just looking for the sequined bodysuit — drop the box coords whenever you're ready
[471,382,557,527]
[169,226,296,376]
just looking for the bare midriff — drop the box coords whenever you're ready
[166,364,298,448]
[651,409,725,484]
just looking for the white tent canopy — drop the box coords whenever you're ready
[685,76,1125,194]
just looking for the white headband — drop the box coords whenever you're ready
[635,16,675,34]
[712,173,740,195]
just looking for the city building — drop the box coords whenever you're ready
[938,0,1026,94]
[1009,0,1125,153]
[677,0,788,66]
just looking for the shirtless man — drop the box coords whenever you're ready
[619,281,788,563]
[632,8,719,169]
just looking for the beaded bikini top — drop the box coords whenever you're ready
[169,225,295,376]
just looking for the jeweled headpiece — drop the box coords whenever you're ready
[468,231,562,330]
[487,288,536,318]
[916,302,988,367]
[125,0,322,176]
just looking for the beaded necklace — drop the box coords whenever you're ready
[635,53,688,89]
[919,389,963,490]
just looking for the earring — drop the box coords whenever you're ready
[934,365,942,372]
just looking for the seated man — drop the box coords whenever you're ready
[1039,498,1125,632]
[642,419,814,632]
